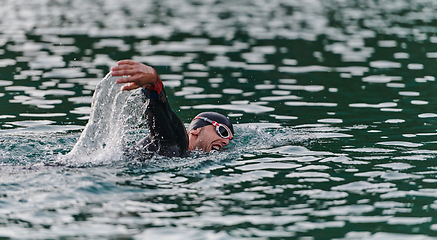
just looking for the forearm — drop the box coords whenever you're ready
[111,60,188,154]
[142,81,188,151]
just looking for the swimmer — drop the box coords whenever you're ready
[111,60,234,157]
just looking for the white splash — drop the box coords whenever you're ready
[62,73,146,165]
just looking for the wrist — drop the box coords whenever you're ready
[145,76,163,94]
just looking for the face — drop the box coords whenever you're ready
[188,125,233,152]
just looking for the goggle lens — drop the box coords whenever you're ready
[194,116,233,140]
[217,125,229,138]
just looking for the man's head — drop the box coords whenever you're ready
[187,112,234,152]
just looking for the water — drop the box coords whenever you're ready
[2,0,437,239]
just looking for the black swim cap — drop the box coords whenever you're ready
[188,112,234,135]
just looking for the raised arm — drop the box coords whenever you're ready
[112,60,188,157]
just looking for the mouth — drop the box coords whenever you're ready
[210,144,221,151]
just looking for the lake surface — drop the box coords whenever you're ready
[2,0,437,239]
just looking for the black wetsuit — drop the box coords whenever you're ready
[135,77,188,157]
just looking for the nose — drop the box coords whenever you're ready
[221,138,229,146]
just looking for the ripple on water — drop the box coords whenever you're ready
[262,146,332,156]
[294,189,348,200]
[0,80,13,86]
[399,91,420,96]
[332,181,395,192]
[342,147,396,153]
[317,118,343,123]
[133,55,195,67]
[9,96,62,109]
[376,163,414,170]
[362,75,399,83]
[236,162,301,171]
[385,119,405,123]
[408,63,424,70]
[278,85,325,92]
[68,96,93,104]
[376,141,423,148]
[270,114,298,120]
[26,89,76,98]
[192,103,275,114]
[42,68,86,78]
[0,115,15,119]
[19,113,67,118]
[370,60,401,68]
[285,101,337,107]
[0,59,16,67]
[4,0,437,238]
[278,65,332,73]
[418,113,437,118]
[93,39,131,51]
[349,102,397,108]
[134,227,240,240]
[29,55,65,69]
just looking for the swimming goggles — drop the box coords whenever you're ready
[194,116,233,140]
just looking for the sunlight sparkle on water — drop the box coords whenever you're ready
[3,0,437,239]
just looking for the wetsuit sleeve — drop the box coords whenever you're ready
[138,76,188,157]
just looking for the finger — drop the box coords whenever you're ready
[121,82,140,91]
[112,62,136,71]
[112,64,135,71]
[117,59,137,65]
[111,60,139,73]
[111,67,141,77]
[115,75,139,84]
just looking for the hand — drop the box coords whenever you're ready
[111,60,158,91]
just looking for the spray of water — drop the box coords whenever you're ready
[61,73,146,166]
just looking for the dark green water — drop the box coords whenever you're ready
[2,0,437,239]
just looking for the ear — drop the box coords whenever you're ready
[189,128,201,136]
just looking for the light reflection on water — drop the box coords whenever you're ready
[3,0,437,239]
